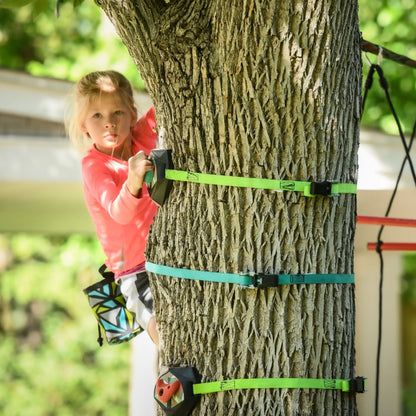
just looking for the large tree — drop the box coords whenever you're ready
[98,1,361,415]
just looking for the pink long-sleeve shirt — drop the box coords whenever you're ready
[81,107,158,278]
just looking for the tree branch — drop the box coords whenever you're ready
[361,38,416,69]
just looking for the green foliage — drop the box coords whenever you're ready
[2,0,416,125]
[0,233,132,416]
[359,0,416,135]
[0,0,35,9]
[0,0,145,89]
[401,253,416,415]
[402,253,416,305]
[403,364,416,416]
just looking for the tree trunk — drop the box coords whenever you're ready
[99,1,361,414]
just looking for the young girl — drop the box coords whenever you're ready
[67,70,159,345]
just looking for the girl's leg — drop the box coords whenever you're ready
[147,316,159,346]
[119,272,159,345]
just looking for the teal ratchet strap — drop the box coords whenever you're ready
[145,169,356,197]
[145,262,354,287]
[193,376,366,395]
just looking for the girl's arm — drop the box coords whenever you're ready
[83,159,152,225]
[125,151,154,197]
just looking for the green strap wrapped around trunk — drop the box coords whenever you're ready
[145,168,356,197]
[193,376,366,395]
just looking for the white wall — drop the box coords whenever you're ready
[355,191,416,416]
[355,129,416,416]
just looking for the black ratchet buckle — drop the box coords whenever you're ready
[349,377,366,393]
[251,274,280,288]
[309,181,333,196]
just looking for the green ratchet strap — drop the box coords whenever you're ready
[193,376,366,395]
[154,368,366,416]
[145,169,356,197]
[167,170,356,197]
[145,262,355,287]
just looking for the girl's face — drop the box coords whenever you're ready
[81,91,137,159]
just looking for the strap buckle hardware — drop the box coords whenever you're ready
[308,181,333,197]
[349,376,366,393]
[251,274,280,288]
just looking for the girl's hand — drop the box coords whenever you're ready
[126,151,154,196]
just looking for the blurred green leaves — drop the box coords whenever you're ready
[0,0,36,8]
[360,0,416,135]
[1,0,416,131]
[0,233,131,416]
[0,0,145,89]
[0,0,84,12]
[402,253,416,305]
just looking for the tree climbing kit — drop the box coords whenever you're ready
[154,367,201,416]
[144,149,174,206]
[154,367,366,416]
[144,149,357,206]
[83,264,143,346]
[144,150,360,413]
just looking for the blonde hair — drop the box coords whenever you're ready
[66,70,137,154]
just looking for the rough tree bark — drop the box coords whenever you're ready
[99,1,361,414]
